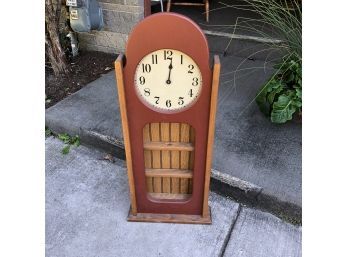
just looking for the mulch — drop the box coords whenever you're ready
[45,50,117,109]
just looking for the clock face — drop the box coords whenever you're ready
[134,49,203,113]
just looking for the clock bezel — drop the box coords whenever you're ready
[134,48,203,114]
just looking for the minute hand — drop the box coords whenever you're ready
[166,58,173,85]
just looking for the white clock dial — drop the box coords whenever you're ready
[134,49,203,112]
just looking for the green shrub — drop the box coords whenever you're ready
[256,55,301,123]
[221,0,302,123]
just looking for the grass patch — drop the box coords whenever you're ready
[57,133,80,154]
[45,127,80,154]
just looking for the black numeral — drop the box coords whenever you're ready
[192,77,199,86]
[188,89,193,97]
[142,64,151,73]
[144,88,150,96]
[180,55,183,64]
[166,100,172,107]
[178,97,184,105]
[152,54,158,64]
[164,50,173,60]
[139,76,145,85]
[188,64,194,74]
[154,96,160,104]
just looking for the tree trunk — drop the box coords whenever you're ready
[45,0,69,76]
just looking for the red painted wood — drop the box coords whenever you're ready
[123,13,212,215]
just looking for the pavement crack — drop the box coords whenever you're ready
[219,204,242,257]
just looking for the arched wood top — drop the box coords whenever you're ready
[125,12,210,72]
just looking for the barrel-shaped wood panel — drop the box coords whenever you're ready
[143,122,195,199]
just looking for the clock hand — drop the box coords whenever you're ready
[166,58,173,85]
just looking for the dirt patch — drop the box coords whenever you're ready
[45,50,117,109]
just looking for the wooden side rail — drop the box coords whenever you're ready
[115,54,138,215]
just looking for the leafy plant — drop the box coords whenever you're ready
[57,133,80,154]
[256,55,301,123]
[217,0,302,123]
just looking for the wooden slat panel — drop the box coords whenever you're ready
[148,193,191,200]
[160,123,171,193]
[170,123,181,194]
[143,124,153,193]
[144,149,152,168]
[150,123,162,193]
[180,176,188,194]
[145,169,193,178]
[180,123,190,194]
[144,122,195,196]
[143,141,194,151]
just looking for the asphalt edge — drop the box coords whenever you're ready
[45,120,301,225]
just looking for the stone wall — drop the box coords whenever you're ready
[78,0,144,54]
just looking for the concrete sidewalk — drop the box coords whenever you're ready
[45,54,301,222]
[45,137,301,257]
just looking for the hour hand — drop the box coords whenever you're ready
[166,58,173,85]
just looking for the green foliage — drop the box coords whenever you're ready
[219,0,302,123]
[248,0,301,57]
[221,0,301,58]
[236,0,302,123]
[45,127,53,138]
[58,133,70,143]
[57,133,80,155]
[256,55,302,123]
[61,145,70,155]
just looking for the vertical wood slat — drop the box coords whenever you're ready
[160,123,171,193]
[180,124,190,194]
[143,124,153,193]
[202,55,221,217]
[151,123,162,193]
[115,55,137,215]
[170,123,181,194]
[188,126,195,194]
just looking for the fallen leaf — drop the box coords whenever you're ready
[101,153,115,163]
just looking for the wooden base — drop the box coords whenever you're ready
[127,207,212,224]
